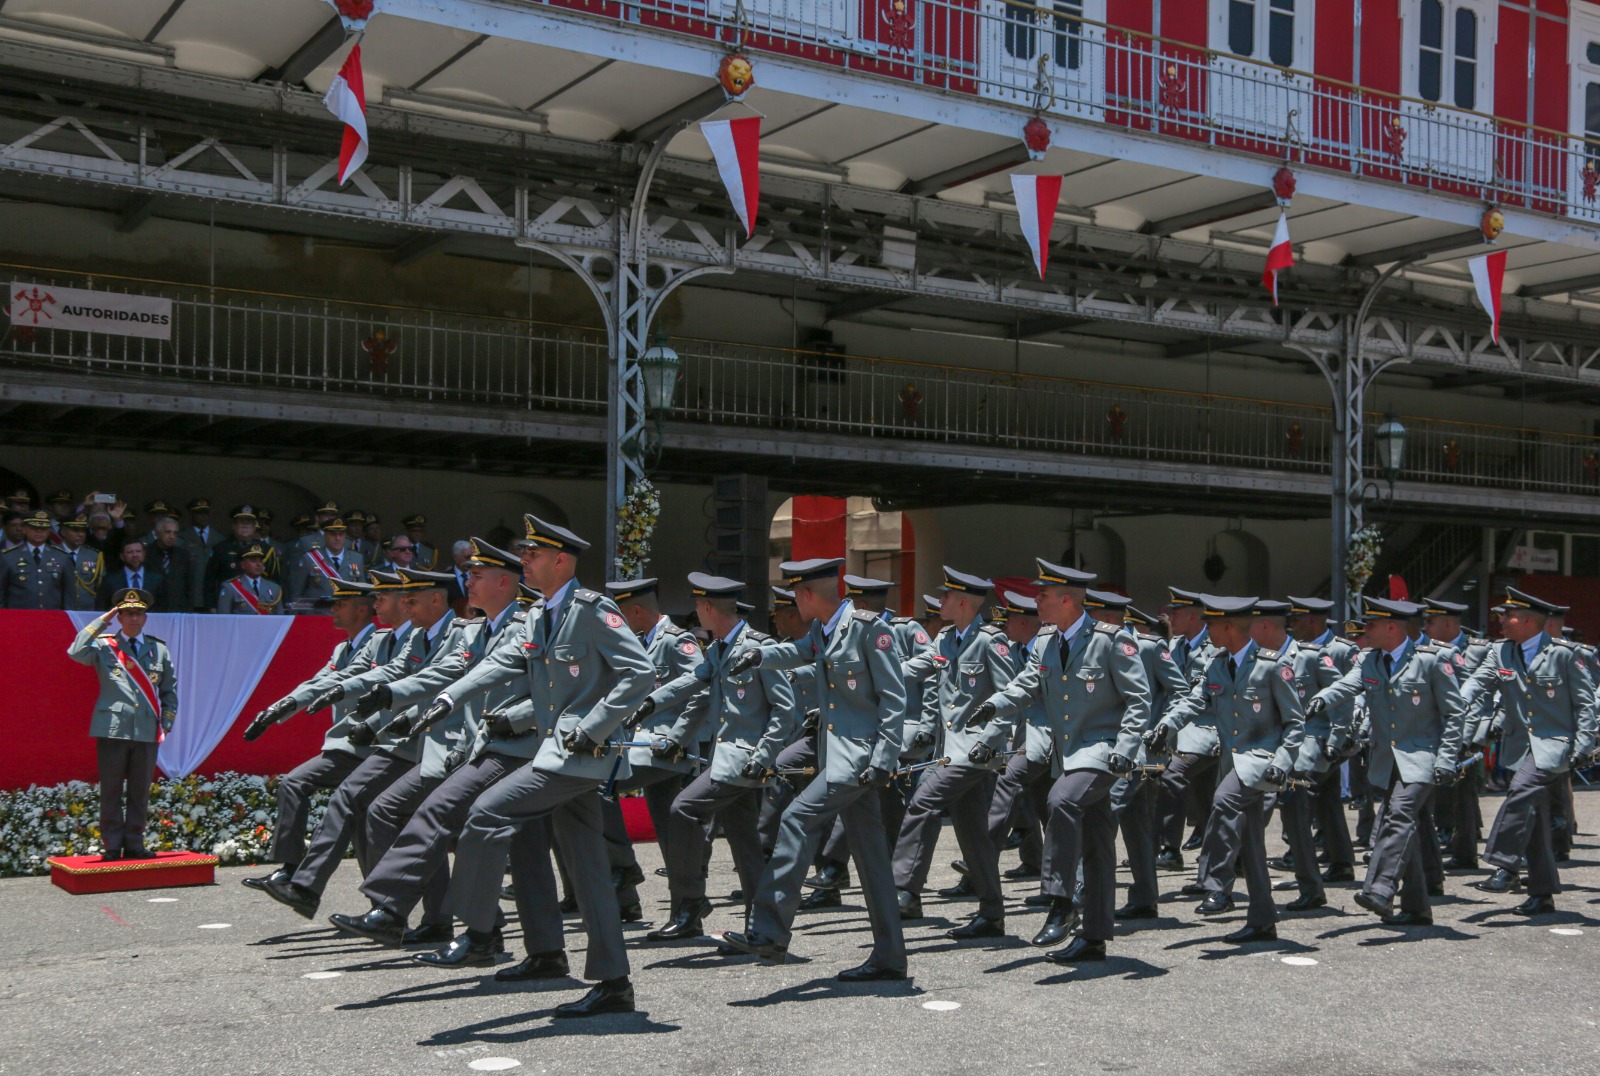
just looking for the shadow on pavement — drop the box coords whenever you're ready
[1035,955,1170,984]
[421,1009,680,1045]
[727,974,922,1008]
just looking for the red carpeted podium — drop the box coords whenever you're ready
[48,852,218,894]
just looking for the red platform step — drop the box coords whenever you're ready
[48,851,218,894]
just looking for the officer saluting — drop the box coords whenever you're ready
[67,588,177,860]
[721,557,908,982]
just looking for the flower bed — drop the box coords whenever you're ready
[0,772,329,877]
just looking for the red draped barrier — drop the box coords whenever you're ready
[6,611,343,791]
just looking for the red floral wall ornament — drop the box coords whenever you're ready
[1023,116,1051,160]
[881,0,917,52]
[1272,165,1296,208]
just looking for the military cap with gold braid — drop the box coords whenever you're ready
[315,500,340,515]
[1360,595,1425,620]
[940,565,992,596]
[771,586,797,609]
[1254,599,1292,618]
[922,593,943,616]
[843,574,893,597]
[518,583,542,605]
[110,587,156,611]
[230,504,259,521]
[1125,605,1161,629]
[1201,595,1257,618]
[396,567,452,591]
[368,569,405,591]
[1286,595,1334,616]
[322,517,348,533]
[464,537,520,573]
[1492,586,1566,616]
[1001,589,1037,617]
[46,489,73,506]
[145,500,178,519]
[606,577,659,602]
[780,557,843,585]
[516,513,589,555]
[688,571,743,598]
[1036,558,1096,587]
[1422,596,1470,617]
[1084,588,1131,611]
[239,544,268,561]
[1168,586,1205,609]
[20,509,51,528]
[402,513,427,529]
[61,512,89,532]
[329,577,375,599]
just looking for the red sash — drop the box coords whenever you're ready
[228,577,267,614]
[306,548,341,580]
[104,636,164,741]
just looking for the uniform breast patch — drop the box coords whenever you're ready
[1281,665,1294,681]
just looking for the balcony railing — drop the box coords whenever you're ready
[3,265,1598,499]
[517,0,1600,223]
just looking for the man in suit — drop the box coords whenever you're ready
[66,588,177,860]
[1308,596,1464,925]
[1147,596,1305,943]
[286,518,367,607]
[97,538,168,612]
[217,546,283,614]
[1460,588,1597,913]
[240,578,381,889]
[632,572,793,942]
[409,514,653,1018]
[0,510,72,609]
[148,518,196,612]
[177,498,221,611]
[1154,587,1220,871]
[721,557,908,982]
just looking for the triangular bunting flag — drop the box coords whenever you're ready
[1262,211,1293,306]
[1468,249,1507,344]
[322,44,369,186]
[701,116,762,238]
[1010,174,1064,279]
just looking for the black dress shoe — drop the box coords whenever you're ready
[937,877,977,899]
[415,930,505,967]
[402,923,455,946]
[838,961,907,982]
[329,907,407,945]
[1285,893,1327,912]
[1353,890,1394,918]
[499,883,516,901]
[897,890,924,920]
[124,848,156,860]
[1222,923,1277,943]
[1512,895,1555,916]
[655,867,668,877]
[263,878,320,919]
[1114,904,1157,920]
[553,977,635,1018]
[719,930,787,963]
[1381,911,1433,926]
[99,850,123,862]
[803,863,850,891]
[558,895,578,914]
[619,903,644,923]
[495,950,570,981]
[1426,883,1445,898]
[645,898,710,941]
[1031,900,1078,947]
[1005,830,1026,851]
[1554,850,1571,863]
[1046,936,1106,963]
[950,859,970,876]
[1197,893,1234,915]
[1154,849,1184,872]
[799,888,842,912]
[1321,864,1355,883]
[1024,893,1053,908]
[1179,882,1209,897]
[1272,879,1300,892]
[611,864,645,891]
[1268,855,1295,872]
[1444,856,1479,871]
[1003,863,1041,880]
[242,865,293,891]
[947,915,1006,940]
[1181,833,1204,851]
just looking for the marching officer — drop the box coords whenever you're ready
[984,589,1051,886]
[1307,596,1465,925]
[286,518,367,607]
[721,557,908,982]
[239,578,382,889]
[1154,587,1221,871]
[975,562,1149,963]
[1460,588,1597,914]
[67,589,177,861]
[1421,596,1492,869]
[217,546,283,614]
[1146,596,1304,944]
[0,510,71,608]
[756,587,820,865]
[635,572,795,942]
[58,513,104,612]
[407,513,653,1018]
[1285,595,1359,883]
[891,566,1016,939]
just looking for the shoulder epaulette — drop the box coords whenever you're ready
[373,627,394,636]
[573,589,603,604]
[1551,637,1576,650]
[743,628,772,644]
[145,635,166,645]
[1416,643,1441,654]
[1256,647,1281,661]
[890,615,916,625]
[1299,641,1322,653]
[1037,624,1059,636]
[457,615,484,625]
[512,610,528,623]
[851,608,880,623]
[1335,636,1355,646]
[1092,621,1119,636]
[979,623,1006,637]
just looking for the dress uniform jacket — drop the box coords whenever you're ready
[216,576,283,614]
[1317,640,1466,786]
[1461,634,1597,774]
[286,548,368,605]
[652,621,797,787]
[1168,628,1222,755]
[757,601,906,784]
[890,614,939,761]
[148,544,196,611]
[902,621,1017,768]
[336,612,461,768]
[0,543,71,609]
[385,607,526,777]
[204,538,281,601]
[62,547,104,612]
[628,616,711,775]
[987,617,1150,777]
[1159,642,1304,791]
[67,623,178,742]
[1131,631,1189,763]
[436,586,654,782]
[1275,640,1330,774]
[785,664,819,722]
[1017,636,1055,765]
[177,526,222,610]
[284,622,384,756]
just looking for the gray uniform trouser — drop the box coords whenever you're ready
[1483,755,1563,897]
[1158,751,1217,850]
[988,752,1052,868]
[449,769,628,982]
[1275,780,1326,901]
[666,769,764,903]
[892,763,1006,920]
[1112,772,1160,908]
[1372,777,1443,890]
[1448,762,1483,860]
[291,750,413,896]
[757,735,817,855]
[819,782,909,870]
[1198,769,1276,930]
[269,750,363,866]
[609,763,689,866]
[96,737,158,853]
[1042,769,1119,941]
[361,752,519,924]
[1365,773,1434,914]
[750,775,907,970]
[1312,765,1356,868]
[363,764,447,923]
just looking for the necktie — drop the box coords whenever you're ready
[715,639,728,663]
[330,556,341,572]
[33,548,41,568]
[421,631,432,658]
[128,637,139,660]
[251,579,260,596]
[1383,654,1394,677]
[132,571,142,589]
[1227,656,1238,678]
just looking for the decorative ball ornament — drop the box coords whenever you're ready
[1272,165,1296,208]
[1479,205,1504,244]
[335,0,374,30]
[718,52,755,100]
[1023,116,1051,161]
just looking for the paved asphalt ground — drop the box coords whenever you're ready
[4,790,1599,1076]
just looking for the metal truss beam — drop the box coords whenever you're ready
[1142,191,1279,238]
[1343,230,1488,268]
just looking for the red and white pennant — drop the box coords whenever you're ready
[701,116,762,238]
[322,44,369,186]
[1468,249,1507,344]
[1010,174,1064,280]
[1262,211,1293,306]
